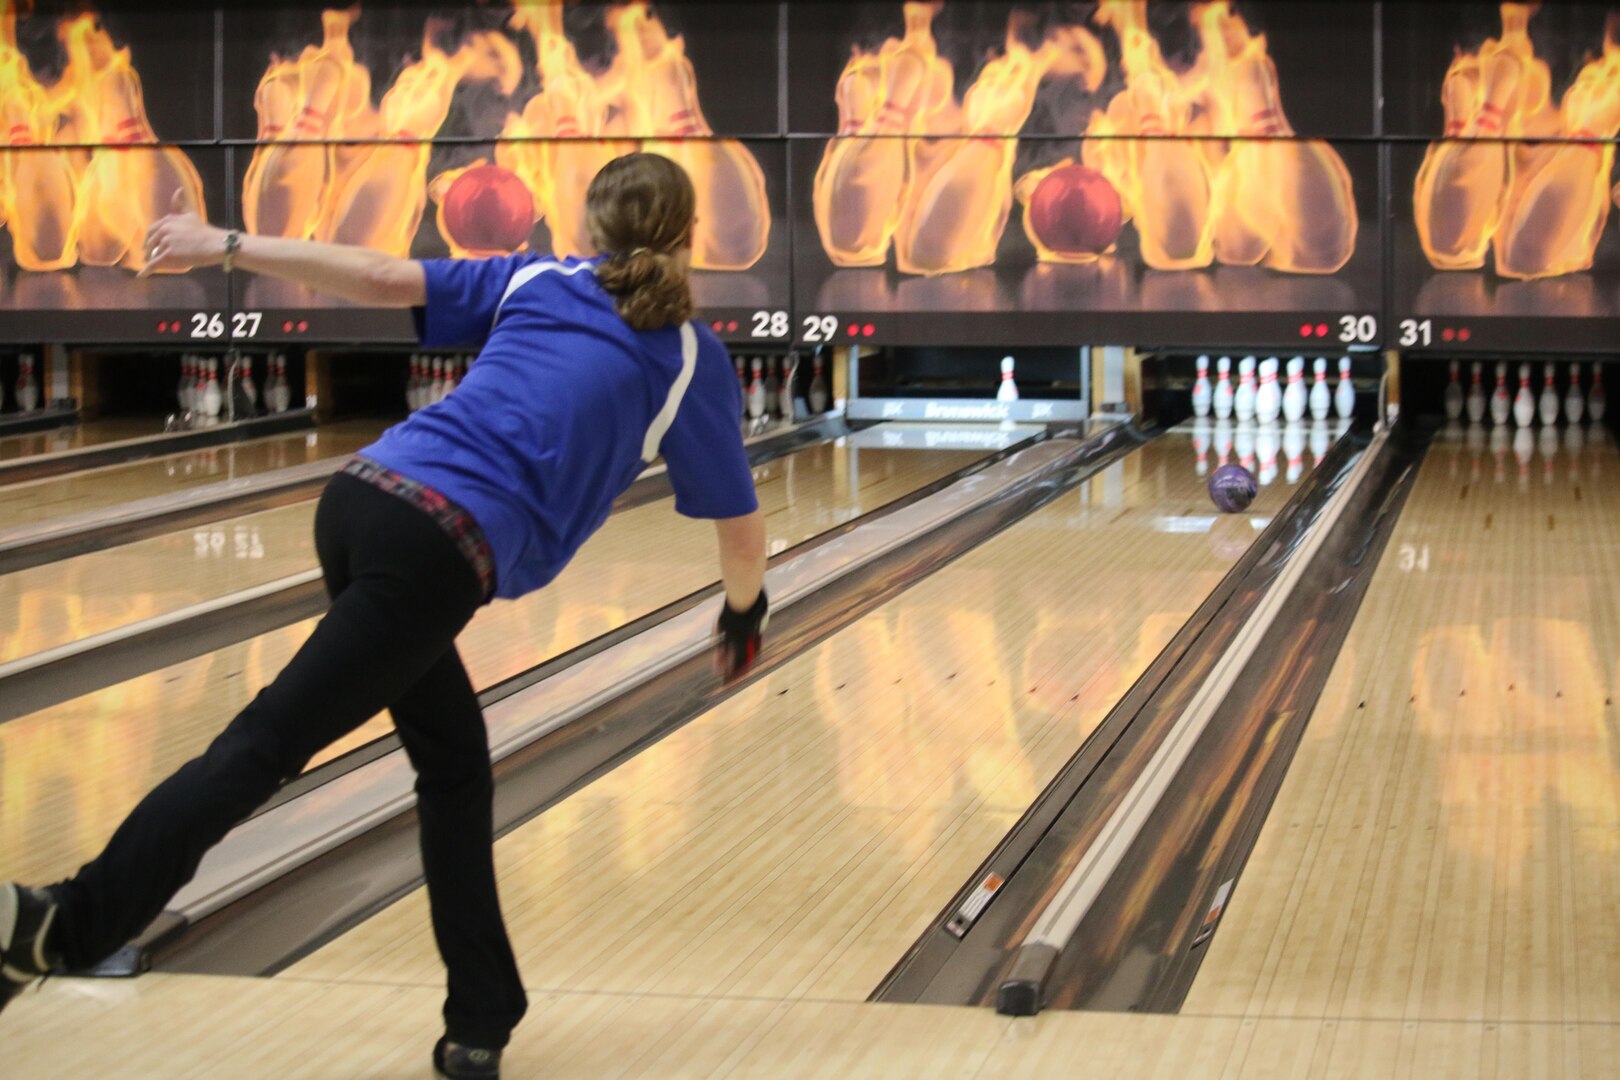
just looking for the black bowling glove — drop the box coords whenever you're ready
[714,589,769,683]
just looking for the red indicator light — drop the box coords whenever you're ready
[726,320,739,333]
[157,321,167,333]
[282,321,294,332]
[847,324,859,336]
[710,320,723,332]
[1457,327,1471,342]
[862,323,875,337]
[1315,323,1329,338]
[1441,327,1455,342]
[297,320,309,332]
[1299,323,1313,338]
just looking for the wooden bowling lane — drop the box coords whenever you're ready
[0,438,983,889]
[1184,424,1620,1047]
[0,504,316,662]
[283,433,1316,1009]
[0,417,159,462]
[19,970,1612,1078]
[0,419,384,528]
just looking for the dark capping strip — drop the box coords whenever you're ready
[0,409,315,486]
[253,421,1058,815]
[0,414,860,717]
[0,577,328,725]
[1049,419,1432,1014]
[143,423,1152,978]
[872,423,1372,1007]
[0,403,78,440]
[0,469,332,577]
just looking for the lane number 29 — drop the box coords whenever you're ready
[802,315,839,342]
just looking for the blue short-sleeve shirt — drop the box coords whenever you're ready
[361,255,758,599]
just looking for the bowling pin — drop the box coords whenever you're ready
[1538,363,1559,426]
[809,355,830,414]
[1308,358,1330,421]
[430,357,445,405]
[1334,358,1355,420]
[1213,357,1234,420]
[15,353,38,412]
[1283,422,1306,484]
[1466,361,1487,423]
[1512,363,1535,427]
[1589,363,1606,422]
[747,358,766,420]
[1234,357,1257,422]
[1565,362,1585,424]
[1255,358,1281,424]
[764,358,781,417]
[1443,359,1464,421]
[444,356,459,398]
[997,356,1019,402]
[1191,418,1211,476]
[733,356,747,416]
[1490,362,1511,425]
[201,359,222,418]
[1192,355,1212,418]
[778,355,796,421]
[242,357,260,414]
[1282,357,1307,423]
[406,355,420,412]
[270,355,289,413]
[1255,422,1278,486]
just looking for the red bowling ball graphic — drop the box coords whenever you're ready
[1025,164,1124,259]
[439,165,535,256]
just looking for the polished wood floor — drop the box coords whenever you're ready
[0,438,982,888]
[0,419,383,528]
[13,969,1612,1078]
[0,416,159,462]
[1183,422,1620,1071]
[287,434,1307,1005]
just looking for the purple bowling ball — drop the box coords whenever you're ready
[1209,463,1257,513]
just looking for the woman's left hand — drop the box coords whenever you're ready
[139,191,229,277]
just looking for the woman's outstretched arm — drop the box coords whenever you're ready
[140,193,425,307]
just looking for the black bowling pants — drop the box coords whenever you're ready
[49,472,527,1049]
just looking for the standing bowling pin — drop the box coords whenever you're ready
[747,357,766,420]
[996,356,1019,402]
[1234,356,1257,422]
[1538,363,1559,426]
[733,356,747,417]
[15,353,38,412]
[407,355,422,412]
[201,359,222,419]
[1443,360,1464,421]
[1512,363,1535,428]
[1589,363,1606,422]
[443,356,459,398]
[1255,358,1282,424]
[1282,356,1306,423]
[764,358,780,417]
[1308,358,1330,420]
[431,357,445,405]
[1565,362,1585,425]
[1213,357,1234,420]
[1334,358,1355,420]
[1490,362,1511,425]
[1192,355,1212,418]
[1466,362,1486,423]
[808,354,829,414]
[778,355,796,421]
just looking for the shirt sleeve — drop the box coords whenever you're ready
[411,254,538,350]
[660,332,759,520]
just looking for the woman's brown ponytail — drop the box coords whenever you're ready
[587,154,697,331]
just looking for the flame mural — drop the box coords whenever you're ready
[245,2,770,271]
[0,1,204,273]
[1416,3,1620,282]
[813,0,1357,278]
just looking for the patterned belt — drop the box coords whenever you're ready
[342,456,497,600]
